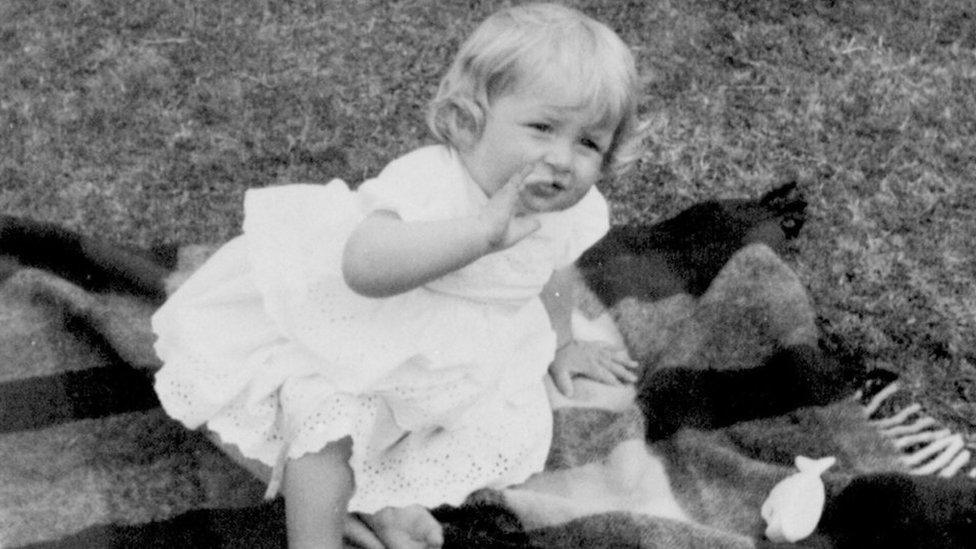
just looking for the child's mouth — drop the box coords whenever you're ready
[525,180,565,198]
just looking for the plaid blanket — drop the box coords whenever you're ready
[2,200,973,548]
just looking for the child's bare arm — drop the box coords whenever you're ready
[540,267,577,350]
[542,267,639,397]
[342,212,498,298]
[342,164,540,298]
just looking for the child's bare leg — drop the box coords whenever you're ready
[284,437,354,549]
[205,430,438,548]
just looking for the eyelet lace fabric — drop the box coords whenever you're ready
[152,147,609,511]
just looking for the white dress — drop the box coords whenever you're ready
[152,145,609,512]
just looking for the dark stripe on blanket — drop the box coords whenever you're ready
[22,500,287,549]
[0,215,174,302]
[18,495,528,549]
[0,366,159,433]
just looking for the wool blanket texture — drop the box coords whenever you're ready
[0,213,962,548]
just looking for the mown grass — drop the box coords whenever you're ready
[2,0,974,430]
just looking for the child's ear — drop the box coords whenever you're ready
[454,117,481,152]
[452,101,489,152]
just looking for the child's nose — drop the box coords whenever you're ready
[541,140,573,172]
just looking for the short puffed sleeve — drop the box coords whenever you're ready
[549,185,610,268]
[357,145,470,222]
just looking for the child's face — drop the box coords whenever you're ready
[459,78,615,214]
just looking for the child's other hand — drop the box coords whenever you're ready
[478,163,541,251]
[549,340,640,397]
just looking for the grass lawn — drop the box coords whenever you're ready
[2,0,975,431]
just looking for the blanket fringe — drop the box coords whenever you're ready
[857,371,976,478]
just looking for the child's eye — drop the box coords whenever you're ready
[527,122,552,133]
[580,137,604,153]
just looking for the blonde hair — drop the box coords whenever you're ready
[427,3,643,178]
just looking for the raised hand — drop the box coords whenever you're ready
[477,163,542,252]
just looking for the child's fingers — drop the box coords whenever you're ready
[551,368,575,398]
[603,359,639,384]
[492,163,535,204]
[587,342,639,370]
[508,162,536,191]
[481,163,538,245]
[590,366,623,385]
[588,347,638,384]
[611,349,640,370]
[590,343,637,368]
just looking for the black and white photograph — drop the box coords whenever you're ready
[2,1,975,547]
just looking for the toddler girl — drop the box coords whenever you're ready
[152,3,643,548]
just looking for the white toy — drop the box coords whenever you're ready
[761,455,836,543]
